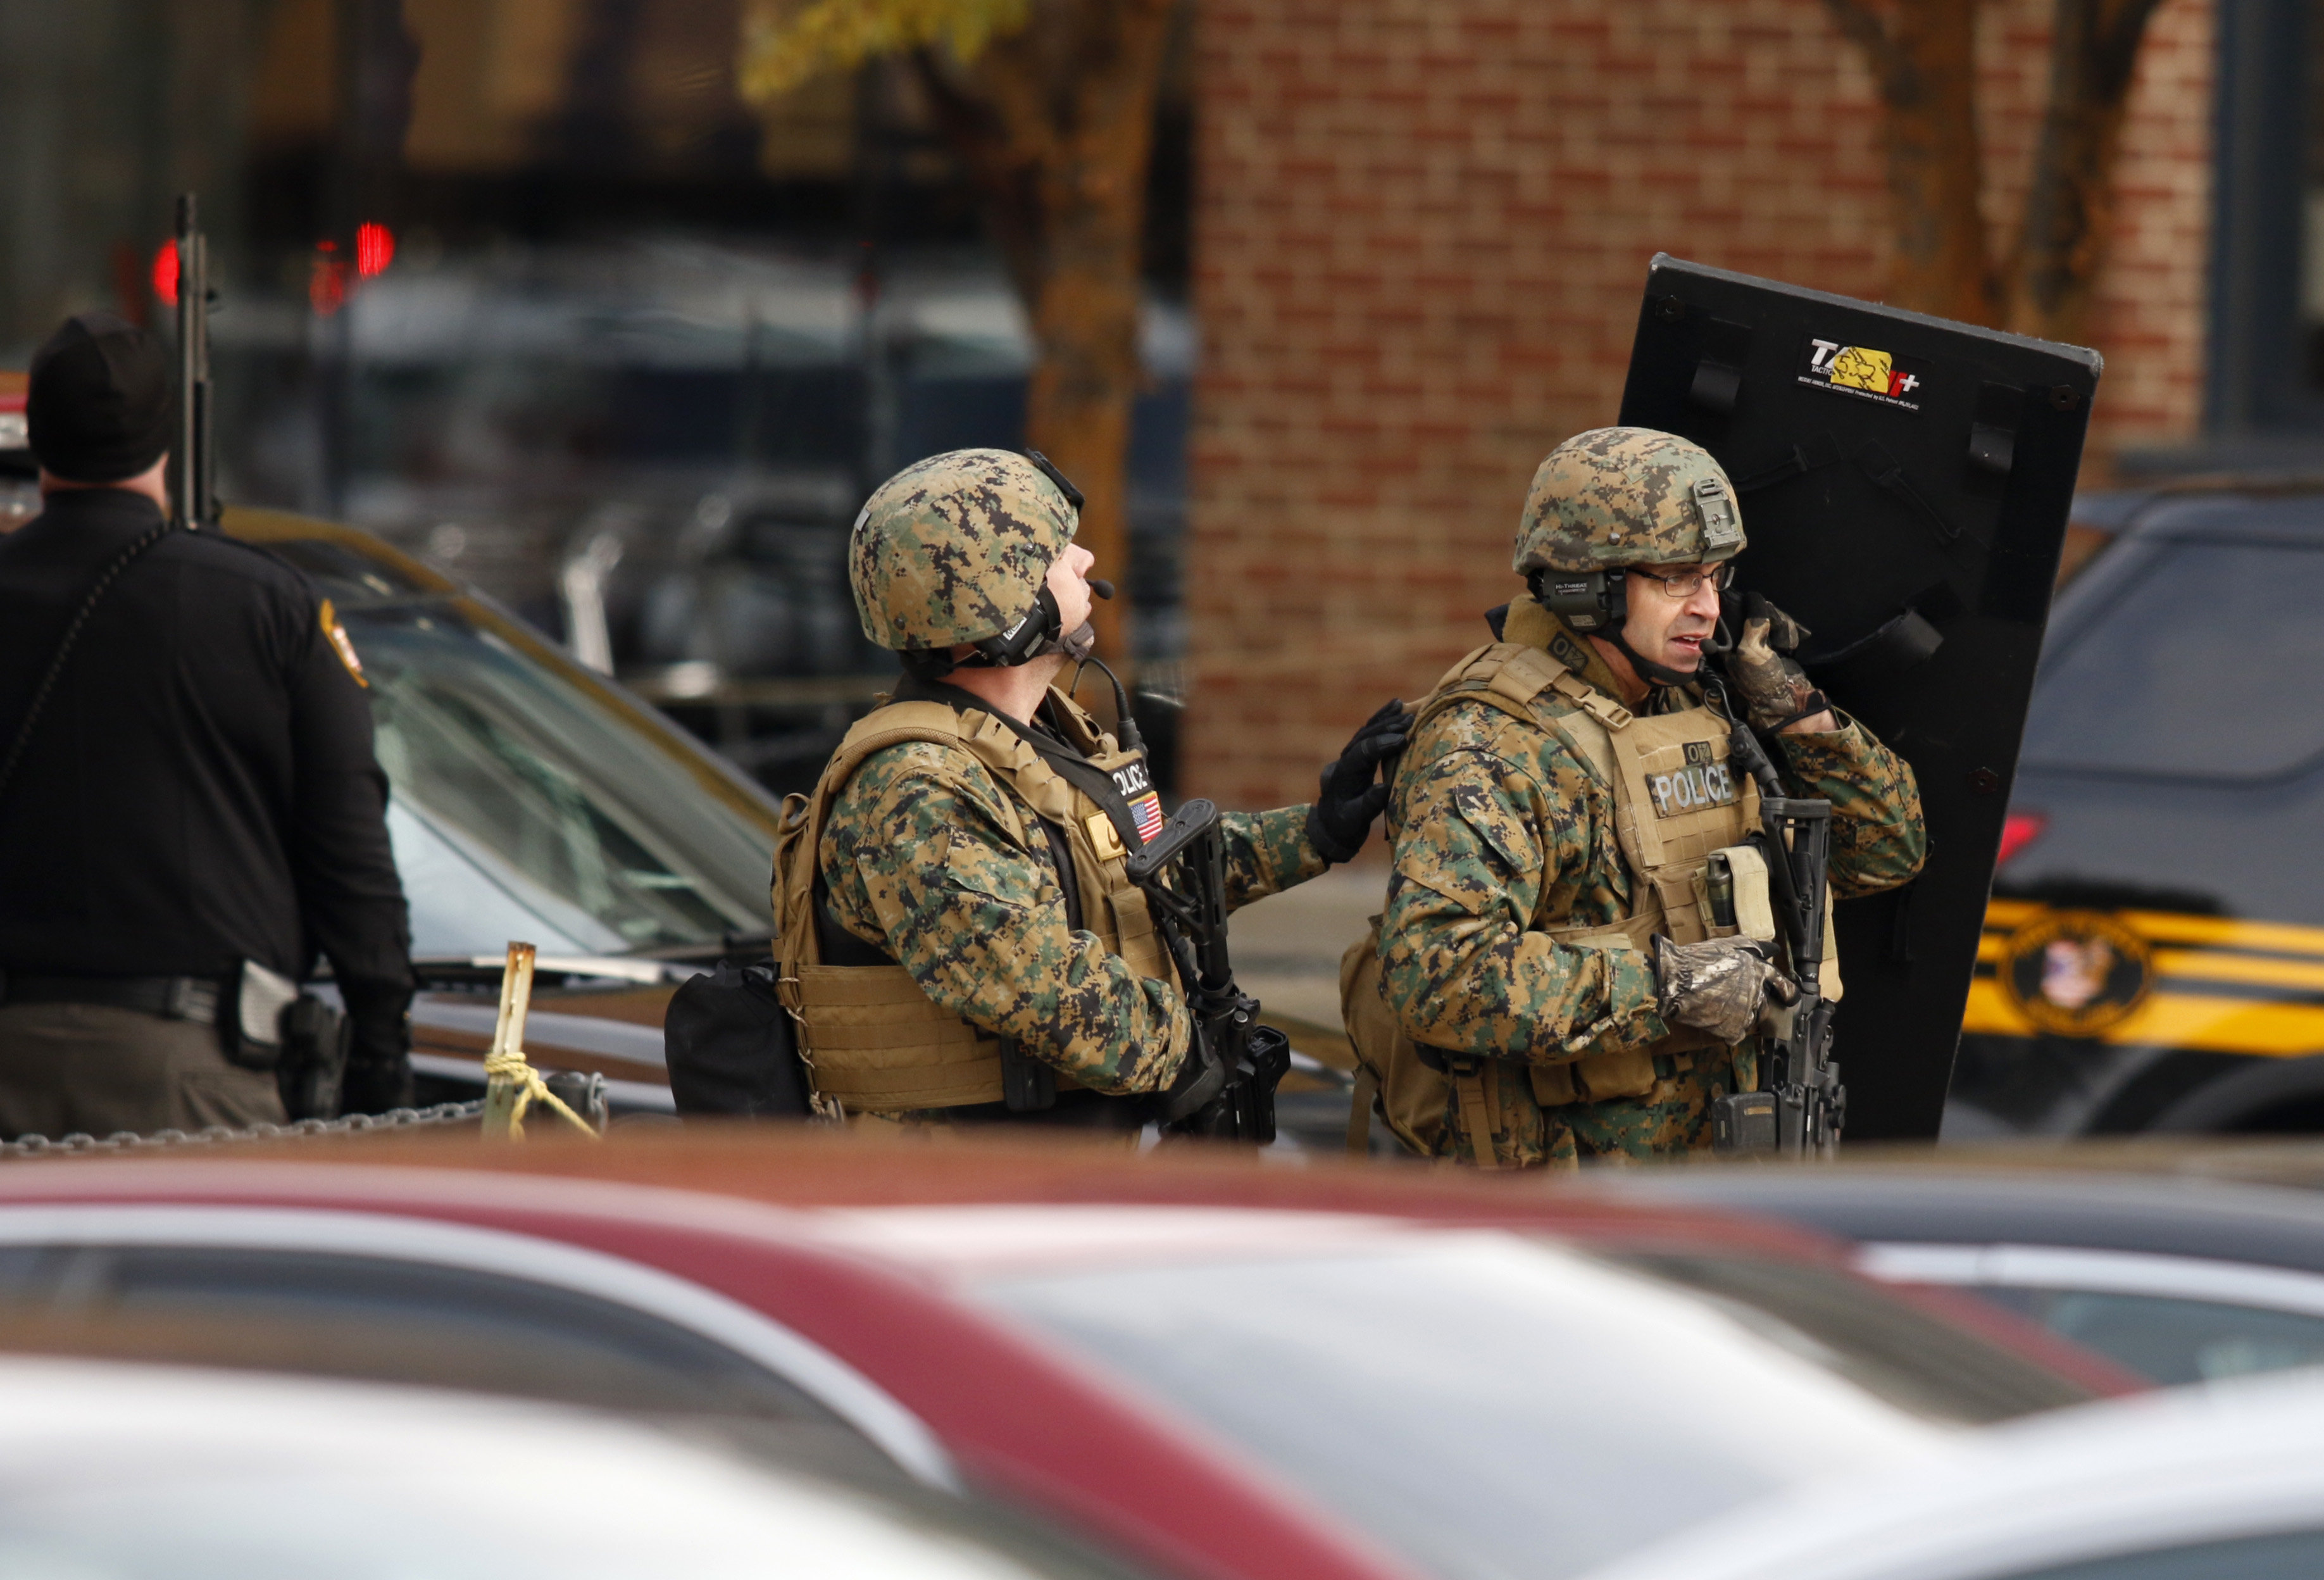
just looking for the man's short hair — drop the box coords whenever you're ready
[27,311,174,484]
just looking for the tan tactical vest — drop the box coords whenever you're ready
[770,692,1171,1116]
[1344,597,1835,1164]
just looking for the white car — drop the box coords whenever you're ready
[1580,1367,2324,1580]
[0,1354,1146,1580]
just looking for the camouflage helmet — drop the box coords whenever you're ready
[1513,427,1746,575]
[849,448,1078,651]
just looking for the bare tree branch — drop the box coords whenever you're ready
[2008,0,2168,341]
[1824,0,1999,325]
[1820,0,1899,80]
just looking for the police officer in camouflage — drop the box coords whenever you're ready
[771,448,1406,1128]
[1372,427,1925,1168]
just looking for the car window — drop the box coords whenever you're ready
[0,1246,836,1423]
[353,601,774,952]
[1970,1287,2324,1386]
[2022,541,2324,781]
[2001,1529,2324,1580]
[977,1234,2085,1580]
[1615,1252,2097,1422]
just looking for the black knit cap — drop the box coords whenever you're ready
[26,311,175,484]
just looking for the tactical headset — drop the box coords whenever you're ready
[1532,567,1630,635]
[1527,563,1742,691]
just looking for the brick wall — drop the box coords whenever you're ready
[1183,0,2214,811]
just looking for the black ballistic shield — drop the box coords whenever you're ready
[1618,254,2099,1140]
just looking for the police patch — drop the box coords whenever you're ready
[1647,757,1736,818]
[320,598,367,688]
[1110,758,1163,844]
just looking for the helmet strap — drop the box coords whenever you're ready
[1604,624,1699,691]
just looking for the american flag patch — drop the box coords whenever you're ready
[1129,791,1165,845]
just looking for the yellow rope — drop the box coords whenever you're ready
[480,940,602,1142]
[481,1046,601,1140]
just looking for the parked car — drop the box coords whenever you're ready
[1956,480,2324,1138]
[0,1353,1146,1580]
[1617,1155,2324,1386]
[1578,1362,2324,1580]
[0,1132,2129,1580]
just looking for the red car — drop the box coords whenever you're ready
[0,1133,2129,1580]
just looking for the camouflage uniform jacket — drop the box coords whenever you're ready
[820,693,1327,1098]
[1379,613,1927,1165]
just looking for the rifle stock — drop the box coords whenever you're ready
[1125,798,1290,1143]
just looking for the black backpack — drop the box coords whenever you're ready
[663,960,811,1118]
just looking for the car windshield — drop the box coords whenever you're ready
[349,600,778,955]
[978,1232,2092,1580]
[2024,537,2324,781]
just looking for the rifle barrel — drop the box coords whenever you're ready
[173,192,213,528]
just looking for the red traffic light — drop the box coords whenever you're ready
[153,239,180,306]
[356,222,394,279]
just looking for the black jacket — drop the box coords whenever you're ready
[0,490,412,1058]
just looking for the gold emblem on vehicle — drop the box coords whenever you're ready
[2000,909,2153,1036]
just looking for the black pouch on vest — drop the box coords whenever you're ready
[278,995,353,1120]
[999,1039,1057,1112]
[665,961,812,1118]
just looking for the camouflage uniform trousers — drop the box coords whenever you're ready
[1382,610,1923,1170]
[1451,1043,1761,1169]
[820,733,1325,1112]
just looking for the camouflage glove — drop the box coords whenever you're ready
[1726,592,1828,732]
[1654,935,1797,1046]
[1305,698,1411,864]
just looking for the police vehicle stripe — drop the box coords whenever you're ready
[1968,898,2324,1055]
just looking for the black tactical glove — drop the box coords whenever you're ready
[1655,935,1797,1046]
[1726,592,1828,733]
[1305,698,1411,864]
[339,982,416,1115]
[340,1054,415,1115]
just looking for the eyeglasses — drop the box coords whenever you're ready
[1628,562,1736,600]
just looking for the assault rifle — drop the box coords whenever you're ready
[1124,798,1291,1143]
[1708,689,1844,1158]
[173,192,218,529]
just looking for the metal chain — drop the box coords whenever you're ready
[0,1100,487,1160]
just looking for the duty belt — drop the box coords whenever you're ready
[0,972,221,1025]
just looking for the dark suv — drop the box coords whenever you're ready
[1955,480,2324,1136]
